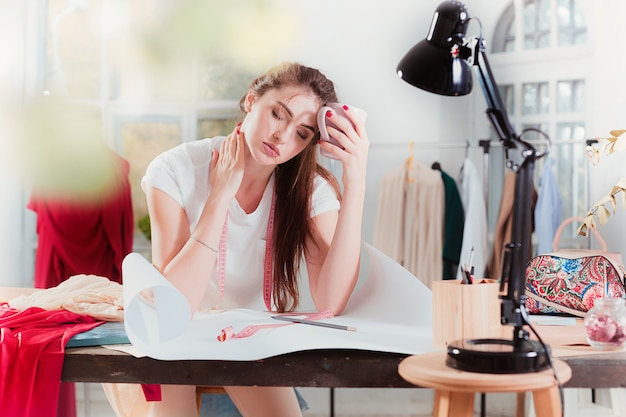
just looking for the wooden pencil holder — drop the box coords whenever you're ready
[432,279,503,348]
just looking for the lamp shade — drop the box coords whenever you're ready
[397,1,473,96]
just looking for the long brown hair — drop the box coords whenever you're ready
[240,62,341,312]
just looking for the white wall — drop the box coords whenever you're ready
[585,0,626,257]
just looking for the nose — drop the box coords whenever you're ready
[271,122,288,144]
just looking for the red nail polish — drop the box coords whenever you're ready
[343,105,349,111]
[317,139,321,145]
[326,110,333,118]
[237,122,242,127]
[236,129,240,135]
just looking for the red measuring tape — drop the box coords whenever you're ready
[217,310,335,342]
[212,190,276,312]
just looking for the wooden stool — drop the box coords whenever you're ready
[398,352,571,417]
[195,386,227,413]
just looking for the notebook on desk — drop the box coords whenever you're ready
[67,321,130,347]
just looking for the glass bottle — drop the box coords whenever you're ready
[584,298,626,350]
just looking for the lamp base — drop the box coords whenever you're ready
[446,338,551,374]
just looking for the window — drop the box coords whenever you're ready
[522,82,550,115]
[558,0,587,46]
[42,0,255,252]
[557,80,585,113]
[523,0,551,49]
[489,0,590,243]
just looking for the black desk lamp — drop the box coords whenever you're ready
[397,0,550,373]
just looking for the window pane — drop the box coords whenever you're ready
[523,0,551,50]
[558,0,587,46]
[196,105,241,139]
[521,123,550,142]
[522,82,549,115]
[46,0,103,98]
[557,79,585,113]
[198,118,240,139]
[573,80,585,112]
[492,3,515,53]
[555,122,586,230]
[119,118,181,235]
[197,59,257,101]
[557,81,573,113]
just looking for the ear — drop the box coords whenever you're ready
[243,91,256,113]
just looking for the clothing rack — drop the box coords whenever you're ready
[369,138,595,217]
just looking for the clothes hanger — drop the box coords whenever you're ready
[406,142,416,183]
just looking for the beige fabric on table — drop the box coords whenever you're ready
[373,161,444,288]
[8,274,124,321]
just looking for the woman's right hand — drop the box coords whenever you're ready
[209,125,245,202]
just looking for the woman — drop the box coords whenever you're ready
[142,62,369,416]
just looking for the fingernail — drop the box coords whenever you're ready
[343,105,349,111]
[326,110,333,118]
[317,140,321,145]
[236,129,240,135]
[237,121,242,127]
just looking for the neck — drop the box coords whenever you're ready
[236,152,276,214]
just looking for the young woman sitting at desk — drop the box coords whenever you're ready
[141,62,369,416]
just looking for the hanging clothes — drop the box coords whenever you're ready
[435,166,465,280]
[28,151,134,288]
[373,161,444,288]
[534,157,562,254]
[486,170,538,280]
[456,158,489,280]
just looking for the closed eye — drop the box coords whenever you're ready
[272,109,285,121]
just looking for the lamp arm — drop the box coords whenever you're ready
[471,37,538,338]
[472,38,517,143]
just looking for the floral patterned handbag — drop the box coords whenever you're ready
[525,217,626,317]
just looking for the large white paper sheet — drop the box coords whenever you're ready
[122,243,435,360]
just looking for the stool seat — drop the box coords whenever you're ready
[399,351,571,417]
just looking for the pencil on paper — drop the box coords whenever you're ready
[272,315,357,332]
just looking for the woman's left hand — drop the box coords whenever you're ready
[318,105,369,191]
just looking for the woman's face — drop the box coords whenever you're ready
[241,85,320,166]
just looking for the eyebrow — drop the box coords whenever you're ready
[276,101,317,133]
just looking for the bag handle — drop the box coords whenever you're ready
[524,291,586,318]
[552,216,608,252]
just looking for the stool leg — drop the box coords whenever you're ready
[532,386,562,417]
[433,390,475,417]
[515,392,526,417]
[433,390,451,417]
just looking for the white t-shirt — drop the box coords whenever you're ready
[141,137,340,310]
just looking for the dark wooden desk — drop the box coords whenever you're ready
[61,346,626,389]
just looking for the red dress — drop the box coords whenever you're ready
[0,306,102,417]
[28,151,134,288]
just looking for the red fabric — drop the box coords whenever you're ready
[0,306,102,417]
[28,152,134,288]
[141,384,162,402]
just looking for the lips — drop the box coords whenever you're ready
[263,142,280,157]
